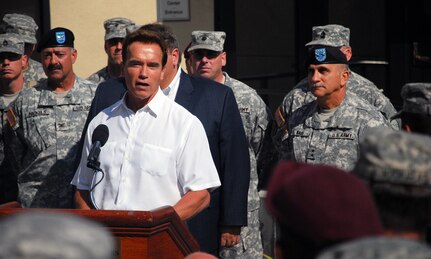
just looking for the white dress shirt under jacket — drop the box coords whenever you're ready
[72,87,221,211]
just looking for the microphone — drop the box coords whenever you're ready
[87,124,109,171]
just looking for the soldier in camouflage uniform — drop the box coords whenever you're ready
[2,27,97,208]
[0,33,27,203]
[282,45,392,171]
[274,24,398,151]
[87,17,135,84]
[317,237,431,259]
[189,30,268,259]
[390,82,431,135]
[0,13,46,87]
[353,128,431,242]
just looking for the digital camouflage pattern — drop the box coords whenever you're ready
[392,82,431,119]
[103,17,135,40]
[188,31,226,52]
[0,13,38,44]
[24,58,46,87]
[354,128,431,196]
[219,72,268,259]
[305,24,350,47]
[0,33,24,54]
[282,92,392,171]
[0,212,114,259]
[274,71,399,150]
[87,66,111,84]
[317,237,431,259]
[3,76,97,208]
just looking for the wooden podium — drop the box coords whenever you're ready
[0,202,199,258]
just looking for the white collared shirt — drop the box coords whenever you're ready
[72,87,220,210]
[161,68,181,100]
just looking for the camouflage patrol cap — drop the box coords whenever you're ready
[0,211,114,259]
[353,128,431,196]
[0,33,25,55]
[317,237,431,259]
[188,31,226,52]
[104,17,135,40]
[305,24,350,47]
[391,82,431,119]
[1,13,38,44]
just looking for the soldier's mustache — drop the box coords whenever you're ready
[48,64,62,71]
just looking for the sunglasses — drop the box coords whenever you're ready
[0,52,22,62]
[191,49,221,60]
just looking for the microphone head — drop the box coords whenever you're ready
[91,124,109,147]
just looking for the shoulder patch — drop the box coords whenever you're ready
[6,108,19,129]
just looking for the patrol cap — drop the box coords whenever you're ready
[188,31,226,52]
[0,33,25,55]
[306,45,348,66]
[265,161,383,245]
[317,237,431,259]
[0,13,38,44]
[37,27,74,52]
[353,128,431,196]
[104,17,135,40]
[391,82,431,119]
[0,211,114,259]
[306,24,350,47]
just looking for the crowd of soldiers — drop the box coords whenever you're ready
[0,12,430,259]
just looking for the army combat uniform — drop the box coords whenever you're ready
[219,72,269,259]
[24,58,46,87]
[275,71,399,147]
[87,67,111,84]
[3,77,96,208]
[282,92,392,171]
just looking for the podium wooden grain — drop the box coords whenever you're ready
[0,202,199,258]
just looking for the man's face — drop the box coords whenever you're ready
[105,38,123,66]
[0,52,27,81]
[307,63,349,98]
[123,41,164,106]
[41,47,77,82]
[190,49,225,80]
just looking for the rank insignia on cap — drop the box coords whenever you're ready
[2,40,8,46]
[315,48,326,62]
[55,31,66,44]
[6,107,18,130]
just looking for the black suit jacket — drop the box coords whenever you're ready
[76,71,250,254]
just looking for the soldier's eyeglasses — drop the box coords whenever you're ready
[191,50,221,60]
[0,52,21,62]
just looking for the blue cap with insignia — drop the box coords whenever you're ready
[37,27,74,52]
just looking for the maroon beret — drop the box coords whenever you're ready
[265,161,383,245]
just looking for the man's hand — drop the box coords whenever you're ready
[220,226,241,247]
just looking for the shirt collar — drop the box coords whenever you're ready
[162,68,181,100]
[120,87,166,117]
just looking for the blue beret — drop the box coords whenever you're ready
[307,45,348,66]
[37,27,74,52]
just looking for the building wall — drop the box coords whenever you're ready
[49,0,214,78]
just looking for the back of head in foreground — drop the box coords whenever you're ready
[265,161,383,259]
[317,236,431,259]
[353,127,431,239]
[0,211,114,259]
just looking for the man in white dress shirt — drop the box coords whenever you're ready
[72,30,221,221]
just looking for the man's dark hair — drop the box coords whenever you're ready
[139,23,181,64]
[401,112,431,135]
[122,29,168,68]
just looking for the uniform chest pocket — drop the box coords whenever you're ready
[326,130,357,149]
[25,115,55,154]
[139,143,173,176]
